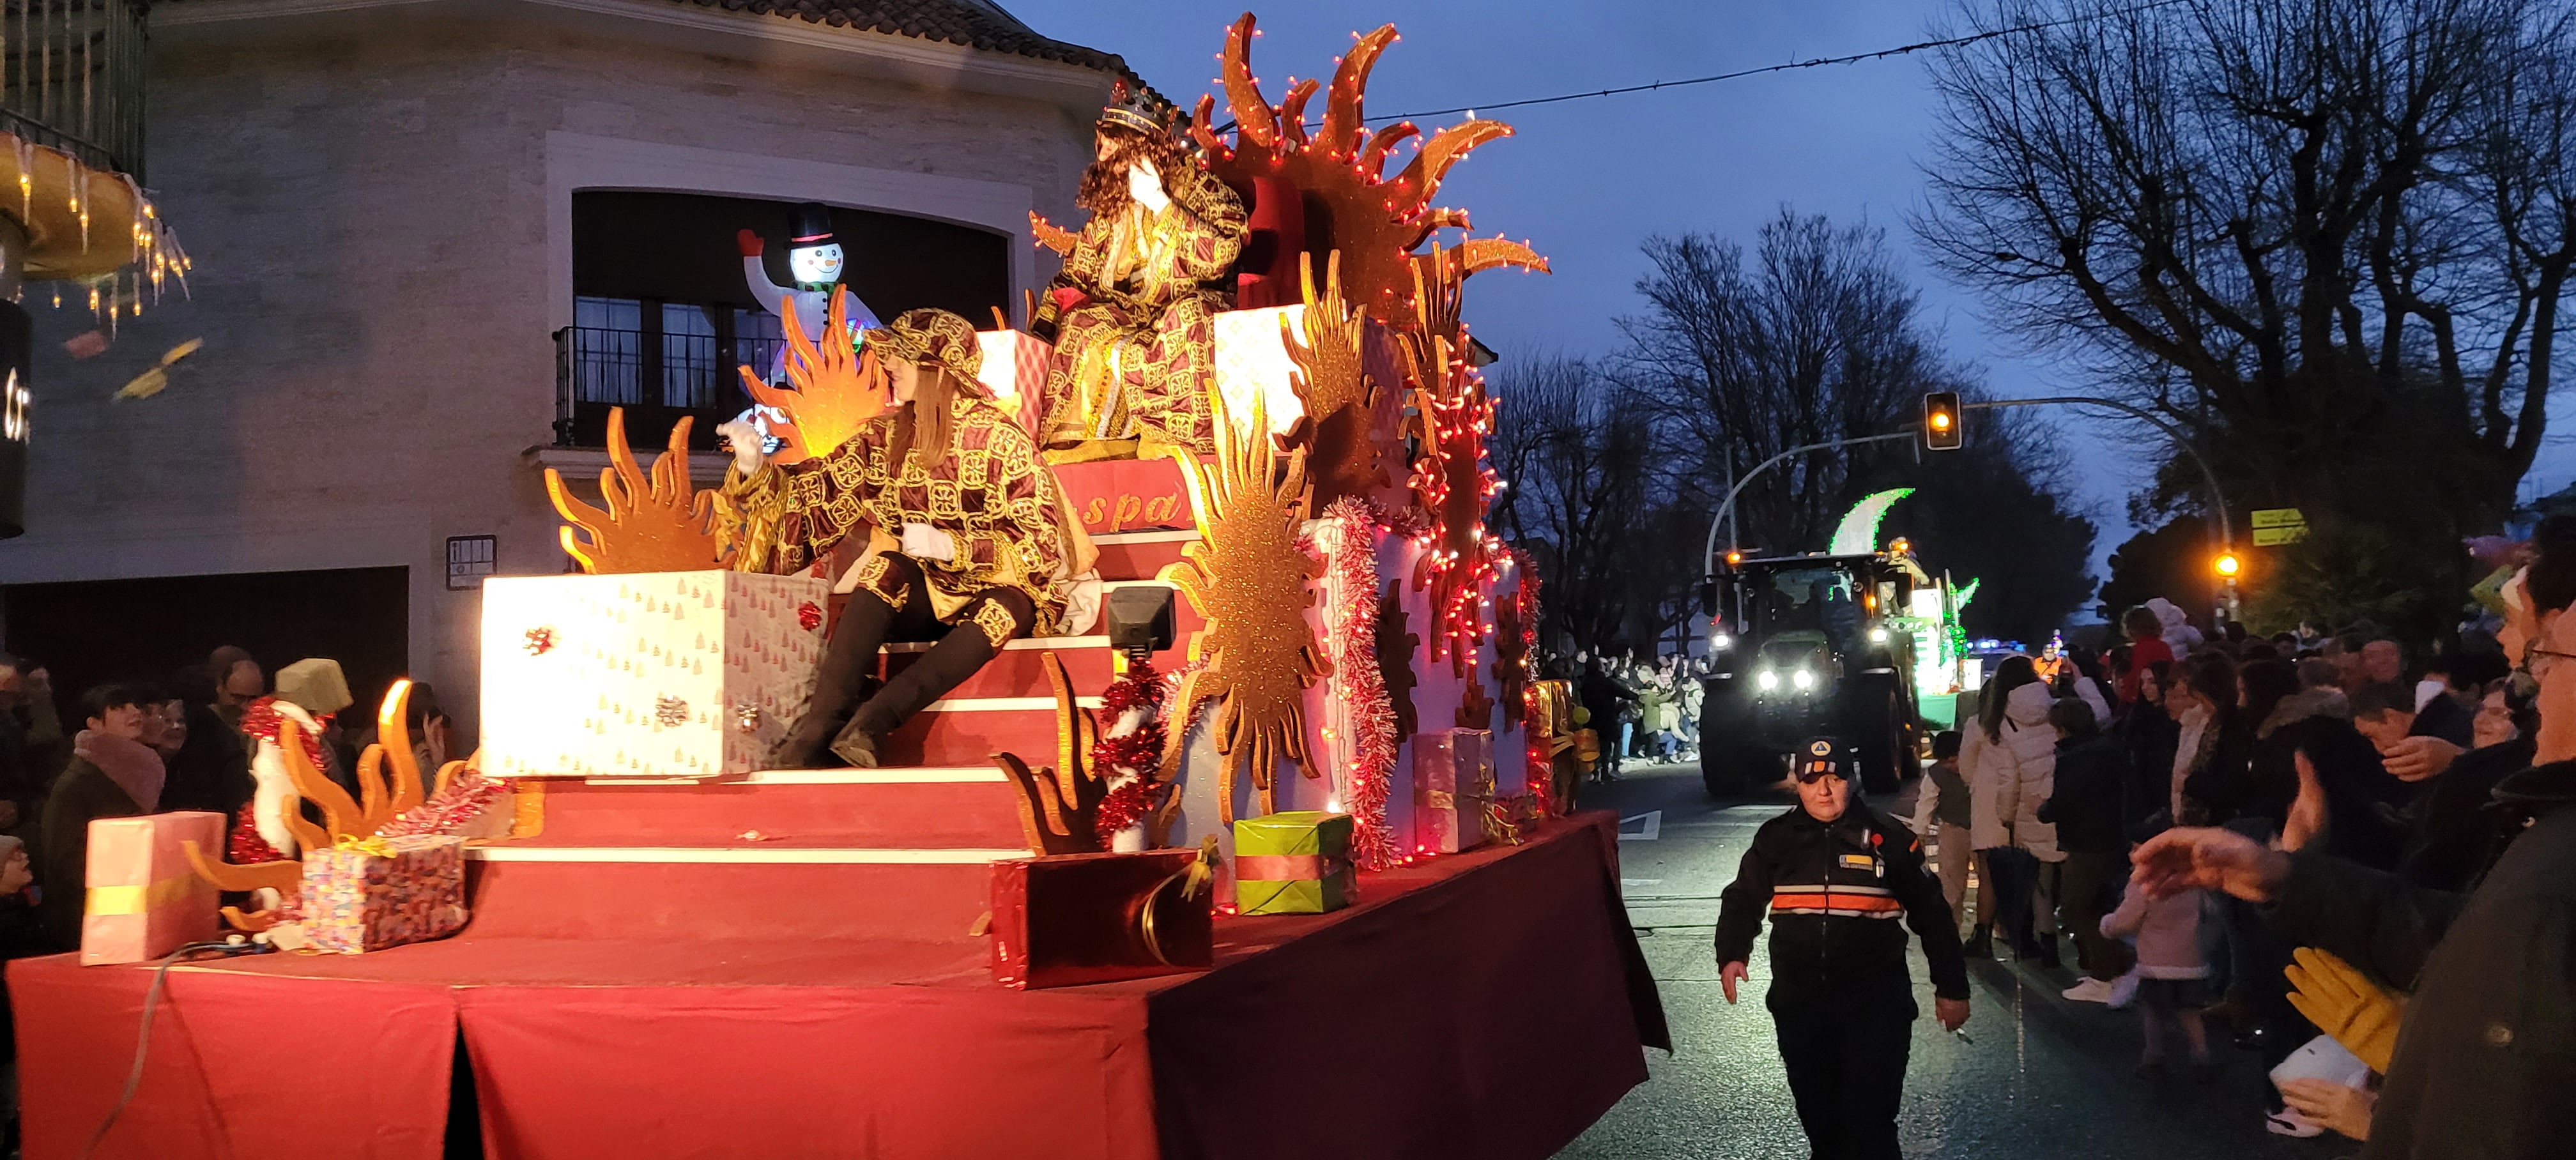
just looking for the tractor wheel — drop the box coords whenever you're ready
[1850,683,1913,795]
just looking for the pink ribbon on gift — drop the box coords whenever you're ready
[1236,854,1346,881]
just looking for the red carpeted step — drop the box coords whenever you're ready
[518,768,1032,849]
[1089,530,1195,581]
[463,852,1006,942]
[881,700,1071,768]
[883,639,1184,702]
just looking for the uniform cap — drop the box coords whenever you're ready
[1794,736,1850,783]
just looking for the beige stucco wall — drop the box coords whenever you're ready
[0,0,1103,738]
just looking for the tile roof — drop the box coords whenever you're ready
[675,0,1133,77]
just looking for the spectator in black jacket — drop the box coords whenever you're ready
[2375,676,2536,892]
[2352,679,2473,751]
[2120,660,2179,842]
[2039,696,2134,1000]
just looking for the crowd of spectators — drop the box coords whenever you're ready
[1897,530,2576,1151]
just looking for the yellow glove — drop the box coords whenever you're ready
[2285,947,2404,1073]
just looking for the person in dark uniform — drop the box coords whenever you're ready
[1715,736,1971,1160]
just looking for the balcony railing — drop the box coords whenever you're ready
[553,298,785,451]
[0,0,150,180]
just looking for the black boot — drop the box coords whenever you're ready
[834,592,1027,765]
[772,590,896,768]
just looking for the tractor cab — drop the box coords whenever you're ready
[1699,551,1922,796]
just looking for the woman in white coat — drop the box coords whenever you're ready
[1955,655,2109,961]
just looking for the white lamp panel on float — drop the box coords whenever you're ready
[1212,305,1312,436]
[480,571,828,780]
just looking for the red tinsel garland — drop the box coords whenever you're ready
[226,808,286,864]
[239,696,329,773]
[1089,660,1168,837]
[1308,497,1403,870]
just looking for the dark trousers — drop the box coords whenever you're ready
[2058,850,2134,981]
[1979,846,2039,950]
[778,554,1034,765]
[1770,984,1914,1160]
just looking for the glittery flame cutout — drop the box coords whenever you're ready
[545,408,727,574]
[1282,251,1392,511]
[1193,13,1547,334]
[1156,390,1331,823]
[736,286,891,465]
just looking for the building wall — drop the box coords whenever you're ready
[0,1,1103,737]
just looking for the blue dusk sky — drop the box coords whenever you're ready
[1005,0,2576,583]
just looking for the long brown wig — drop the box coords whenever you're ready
[1078,126,1189,216]
[885,365,963,472]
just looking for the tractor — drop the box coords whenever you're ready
[1697,549,1925,798]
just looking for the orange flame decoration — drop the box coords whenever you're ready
[1192,13,1547,334]
[736,287,890,465]
[546,409,728,574]
[183,680,480,931]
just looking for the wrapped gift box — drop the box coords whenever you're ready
[79,812,226,966]
[989,849,1211,989]
[300,836,467,954]
[1232,811,1357,915]
[480,570,829,779]
[1413,728,1496,854]
[974,328,1052,439]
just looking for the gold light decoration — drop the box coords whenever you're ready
[734,286,890,465]
[1157,390,1331,823]
[1192,14,1547,335]
[1282,250,1391,510]
[545,409,728,574]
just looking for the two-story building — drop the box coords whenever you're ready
[0,0,1131,733]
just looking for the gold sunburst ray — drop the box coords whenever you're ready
[1154,388,1331,823]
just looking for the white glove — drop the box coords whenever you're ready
[717,411,768,475]
[1128,161,1171,214]
[900,523,957,563]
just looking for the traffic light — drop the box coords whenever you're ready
[2214,551,2241,579]
[1922,392,1963,450]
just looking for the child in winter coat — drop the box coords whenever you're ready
[2101,879,2214,1083]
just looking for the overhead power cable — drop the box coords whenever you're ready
[1363,0,2195,124]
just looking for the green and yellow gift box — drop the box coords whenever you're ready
[1231,811,1357,915]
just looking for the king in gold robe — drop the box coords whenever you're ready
[1032,103,1247,459]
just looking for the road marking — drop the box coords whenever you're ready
[1618,811,1662,841]
[1621,878,1664,888]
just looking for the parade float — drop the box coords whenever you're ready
[12,15,1664,1160]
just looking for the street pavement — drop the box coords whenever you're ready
[1556,761,2354,1160]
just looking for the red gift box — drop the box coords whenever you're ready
[989,849,1212,989]
[80,812,226,966]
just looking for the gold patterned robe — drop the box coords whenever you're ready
[1034,164,1247,455]
[730,392,1075,636]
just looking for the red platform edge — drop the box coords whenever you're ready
[8,816,1666,1160]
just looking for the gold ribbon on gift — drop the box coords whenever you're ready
[85,874,210,917]
[332,834,397,859]
[1139,838,1222,966]
[1482,799,1523,847]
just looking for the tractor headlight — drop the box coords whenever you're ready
[1869,627,1890,643]
[1756,669,1781,692]
[1791,668,1816,692]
